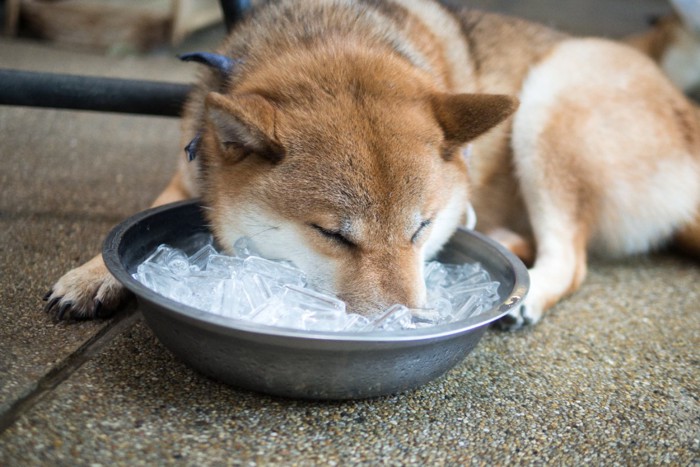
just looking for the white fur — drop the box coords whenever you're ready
[218,203,339,294]
[464,202,477,230]
[593,158,700,256]
[519,198,581,324]
[423,184,468,261]
[510,38,700,325]
[515,39,700,258]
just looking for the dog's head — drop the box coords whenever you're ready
[198,51,516,314]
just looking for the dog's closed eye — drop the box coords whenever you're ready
[310,224,356,248]
[411,219,432,244]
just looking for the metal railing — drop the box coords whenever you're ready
[0,0,250,117]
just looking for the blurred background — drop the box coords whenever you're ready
[0,0,674,57]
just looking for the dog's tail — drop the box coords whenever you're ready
[625,13,681,61]
[625,6,700,95]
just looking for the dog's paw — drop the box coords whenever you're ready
[43,255,130,321]
[493,300,542,331]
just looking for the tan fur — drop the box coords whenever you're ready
[626,13,700,93]
[674,210,700,257]
[47,0,700,328]
[627,14,682,61]
[485,228,535,266]
[196,31,515,311]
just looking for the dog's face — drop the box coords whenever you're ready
[198,56,516,314]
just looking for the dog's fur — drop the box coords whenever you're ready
[627,13,700,93]
[46,0,700,329]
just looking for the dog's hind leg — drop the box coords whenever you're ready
[44,167,194,320]
[499,38,700,329]
[486,228,535,267]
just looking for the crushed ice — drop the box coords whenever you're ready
[132,235,500,332]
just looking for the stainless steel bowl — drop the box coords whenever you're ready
[103,200,529,400]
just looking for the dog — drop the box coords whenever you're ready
[45,0,700,330]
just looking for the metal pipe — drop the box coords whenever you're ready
[0,69,191,117]
[0,2,255,116]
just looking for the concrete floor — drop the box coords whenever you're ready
[1,0,698,464]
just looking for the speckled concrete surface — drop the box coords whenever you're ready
[1,1,698,465]
[0,40,192,410]
[0,109,178,410]
[1,255,698,464]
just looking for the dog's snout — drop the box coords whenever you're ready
[343,290,425,316]
[339,254,427,316]
[398,280,427,310]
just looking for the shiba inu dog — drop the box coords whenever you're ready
[46,0,700,329]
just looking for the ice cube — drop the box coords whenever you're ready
[248,286,348,331]
[424,261,449,288]
[440,263,480,287]
[243,256,306,287]
[278,286,347,331]
[450,294,481,321]
[426,282,450,304]
[343,313,372,331]
[134,239,503,332]
[412,297,452,326]
[447,281,500,304]
[249,297,289,327]
[460,269,492,286]
[184,232,215,255]
[236,272,280,314]
[143,244,190,276]
[410,308,441,326]
[143,244,172,265]
[181,275,225,311]
[206,254,244,277]
[188,244,218,271]
[233,237,261,259]
[369,304,414,331]
[300,308,348,331]
[280,285,345,313]
[218,279,248,318]
[135,261,172,290]
[166,258,189,277]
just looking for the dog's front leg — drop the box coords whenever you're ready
[498,188,589,330]
[44,169,193,320]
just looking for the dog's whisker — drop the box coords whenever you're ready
[250,228,279,239]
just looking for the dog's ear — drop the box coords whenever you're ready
[432,93,519,146]
[205,92,285,163]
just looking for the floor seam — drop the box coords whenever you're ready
[0,309,141,434]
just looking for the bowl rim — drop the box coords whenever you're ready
[103,200,529,344]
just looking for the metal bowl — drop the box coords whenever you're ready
[103,200,529,400]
